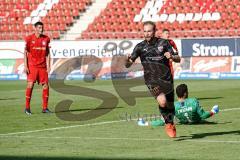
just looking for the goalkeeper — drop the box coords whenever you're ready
[138,84,219,126]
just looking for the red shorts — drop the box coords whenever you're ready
[27,67,48,84]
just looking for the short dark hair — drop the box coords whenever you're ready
[143,21,156,31]
[176,84,188,98]
[162,28,170,33]
[34,21,43,27]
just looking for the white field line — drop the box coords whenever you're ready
[0,120,126,136]
[0,135,240,144]
[221,108,240,112]
[0,107,239,137]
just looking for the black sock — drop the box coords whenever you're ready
[158,106,174,124]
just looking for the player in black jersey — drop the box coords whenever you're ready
[125,21,180,138]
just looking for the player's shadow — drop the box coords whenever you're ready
[197,96,223,100]
[178,120,232,125]
[0,98,18,101]
[176,130,240,141]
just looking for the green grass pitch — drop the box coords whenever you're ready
[0,79,240,160]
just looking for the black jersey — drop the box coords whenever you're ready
[130,37,175,85]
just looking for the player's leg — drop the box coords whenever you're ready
[156,93,167,108]
[146,84,176,131]
[42,83,50,112]
[161,91,176,138]
[25,82,34,114]
[147,85,174,123]
[157,91,175,124]
[155,88,176,138]
[25,67,37,115]
[39,68,51,113]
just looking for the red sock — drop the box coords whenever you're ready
[42,87,49,110]
[26,88,33,109]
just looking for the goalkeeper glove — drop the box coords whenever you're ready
[211,105,219,114]
[137,118,149,126]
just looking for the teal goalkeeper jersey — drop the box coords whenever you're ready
[174,98,211,124]
[150,98,212,126]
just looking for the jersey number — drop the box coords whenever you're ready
[184,113,192,122]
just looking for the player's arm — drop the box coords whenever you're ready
[46,52,51,73]
[46,38,51,73]
[164,40,181,63]
[125,55,133,68]
[171,53,180,63]
[169,39,178,52]
[195,99,219,120]
[24,37,30,74]
[24,49,29,74]
[125,44,140,68]
[169,39,181,62]
[150,119,165,126]
[195,99,213,119]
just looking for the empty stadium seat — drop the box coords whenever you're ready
[0,0,239,40]
[79,0,239,39]
[0,0,91,40]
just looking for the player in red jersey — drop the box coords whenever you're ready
[24,21,51,115]
[161,29,179,78]
[161,29,178,52]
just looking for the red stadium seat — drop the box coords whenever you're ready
[0,0,90,40]
[79,0,240,39]
[1,0,239,40]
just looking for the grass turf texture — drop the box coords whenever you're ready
[0,79,240,160]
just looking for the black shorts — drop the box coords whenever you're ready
[147,84,174,103]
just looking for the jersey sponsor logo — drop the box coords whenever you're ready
[31,41,35,44]
[157,46,163,52]
[192,43,234,56]
[146,56,164,61]
[32,47,46,50]
[42,41,46,46]
[177,106,192,114]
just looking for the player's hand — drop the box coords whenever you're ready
[127,55,132,61]
[24,66,29,74]
[125,55,133,68]
[164,52,172,59]
[47,67,51,73]
[211,105,219,114]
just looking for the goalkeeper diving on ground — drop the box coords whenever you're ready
[138,83,219,126]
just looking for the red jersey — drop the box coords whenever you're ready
[168,39,178,52]
[168,39,179,78]
[25,34,50,68]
